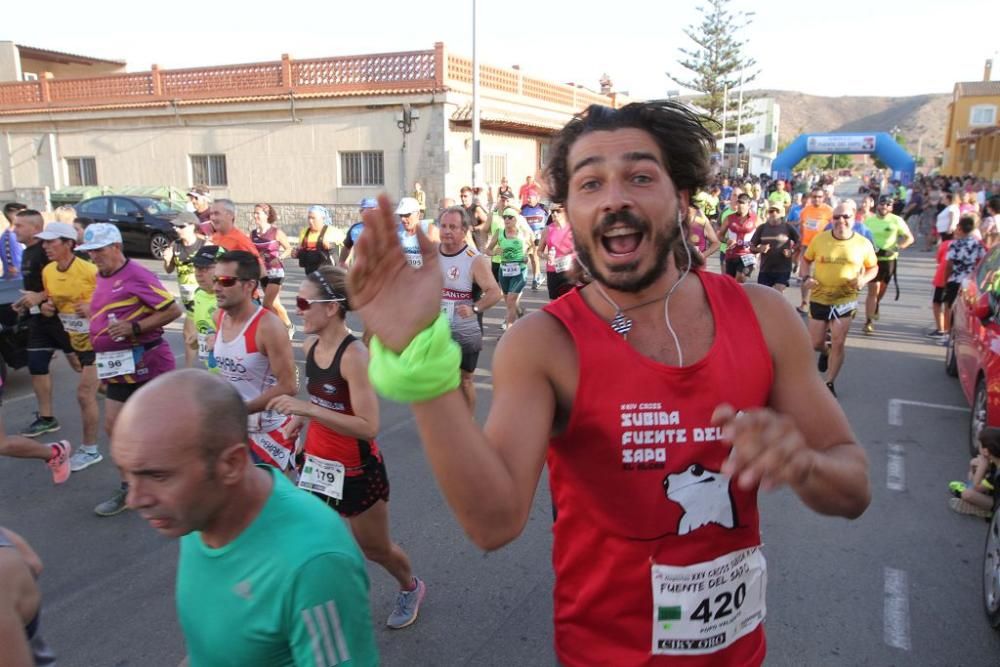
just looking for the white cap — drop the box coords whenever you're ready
[35,222,78,242]
[395,197,421,216]
[77,223,123,250]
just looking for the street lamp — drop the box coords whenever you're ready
[397,103,420,198]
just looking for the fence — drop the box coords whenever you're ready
[0,43,619,114]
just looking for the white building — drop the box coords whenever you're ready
[0,43,625,226]
[721,97,780,177]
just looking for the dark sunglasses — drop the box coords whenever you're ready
[213,275,246,287]
[831,214,852,220]
[296,296,344,311]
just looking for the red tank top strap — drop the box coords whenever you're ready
[244,308,267,354]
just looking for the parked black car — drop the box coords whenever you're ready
[74,196,181,259]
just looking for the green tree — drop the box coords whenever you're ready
[667,0,759,138]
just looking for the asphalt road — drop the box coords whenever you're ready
[3,203,1000,665]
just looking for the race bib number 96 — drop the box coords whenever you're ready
[96,349,136,380]
[650,547,766,656]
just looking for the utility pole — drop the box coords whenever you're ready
[721,85,728,170]
[471,0,482,190]
[735,68,744,177]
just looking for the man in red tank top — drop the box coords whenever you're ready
[348,101,871,666]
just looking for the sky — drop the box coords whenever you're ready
[4,0,997,99]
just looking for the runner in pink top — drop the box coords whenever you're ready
[79,223,184,517]
[539,204,576,300]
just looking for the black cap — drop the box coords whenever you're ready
[192,245,224,267]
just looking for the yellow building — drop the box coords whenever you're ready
[942,61,1000,180]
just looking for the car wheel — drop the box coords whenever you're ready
[984,506,1000,628]
[945,332,958,377]
[972,377,988,457]
[149,233,170,259]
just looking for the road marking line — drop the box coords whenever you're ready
[887,444,905,491]
[888,399,968,426]
[883,567,911,651]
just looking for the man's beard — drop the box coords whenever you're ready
[574,210,680,294]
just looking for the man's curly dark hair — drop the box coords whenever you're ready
[543,100,718,205]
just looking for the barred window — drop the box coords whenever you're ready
[340,151,384,187]
[484,153,508,189]
[66,157,97,186]
[190,154,228,187]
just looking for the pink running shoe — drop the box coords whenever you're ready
[46,440,72,484]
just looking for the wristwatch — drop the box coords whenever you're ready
[132,321,142,337]
[472,305,481,314]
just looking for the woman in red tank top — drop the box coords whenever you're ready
[267,266,426,629]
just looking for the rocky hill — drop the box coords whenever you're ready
[758,89,951,161]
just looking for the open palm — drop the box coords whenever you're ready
[347,194,443,353]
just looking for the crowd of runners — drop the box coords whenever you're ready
[12,98,1000,664]
[683,170,1000,397]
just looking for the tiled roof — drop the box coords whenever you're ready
[16,44,126,67]
[955,81,1000,97]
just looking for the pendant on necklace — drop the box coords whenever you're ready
[610,311,633,336]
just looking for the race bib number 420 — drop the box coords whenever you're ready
[650,547,766,656]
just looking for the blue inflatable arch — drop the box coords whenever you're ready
[771,132,915,184]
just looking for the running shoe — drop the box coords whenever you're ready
[796,305,809,315]
[387,577,426,629]
[817,352,829,373]
[949,481,967,497]
[925,329,946,338]
[46,440,72,484]
[69,448,103,472]
[94,486,129,517]
[21,414,60,438]
[536,274,546,287]
[863,321,874,334]
[825,381,836,397]
[948,497,992,518]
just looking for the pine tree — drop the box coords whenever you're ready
[667,0,759,138]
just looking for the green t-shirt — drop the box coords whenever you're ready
[171,239,204,305]
[693,192,718,217]
[863,213,911,260]
[489,214,504,264]
[768,191,791,208]
[192,288,219,372]
[176,468,378,667]
[499,233,526,264]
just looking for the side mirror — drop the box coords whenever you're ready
[974,293,993,321]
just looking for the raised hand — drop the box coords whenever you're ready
[713,403,816,493]
[347,194,442,353]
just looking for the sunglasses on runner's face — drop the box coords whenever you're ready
[296,297,344,311]
[212,275,245,287]
[831,214,852,220]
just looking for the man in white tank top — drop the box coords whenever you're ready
[438,206,501,411]
[213,250,299,470]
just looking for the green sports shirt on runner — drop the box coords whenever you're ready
[192,288,219,372]
[768,190,791,208]
[176,467,378,667]
[862,213,911,261]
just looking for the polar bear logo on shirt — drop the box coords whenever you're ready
[663,464,737,535]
